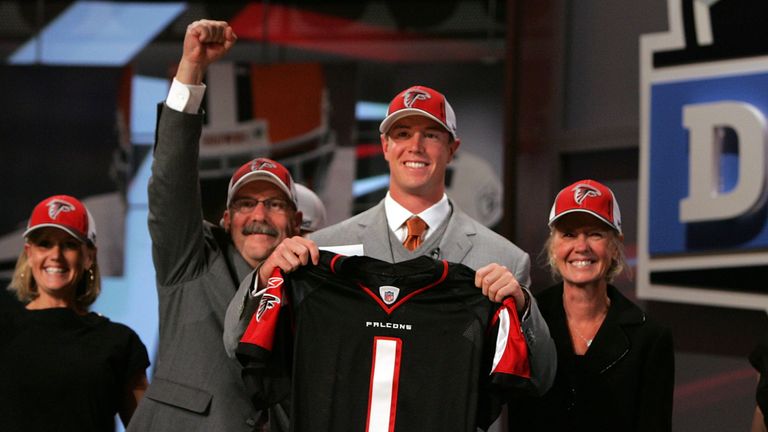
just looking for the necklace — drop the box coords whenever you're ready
[571,326,595,347]
[565,298,610,349]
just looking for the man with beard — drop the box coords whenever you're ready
[128,20,300,432]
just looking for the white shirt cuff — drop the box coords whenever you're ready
[165,78,206,113]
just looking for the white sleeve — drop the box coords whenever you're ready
[165,78,206,113]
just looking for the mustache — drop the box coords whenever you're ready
[242,221,279,237]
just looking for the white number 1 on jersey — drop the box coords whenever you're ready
[366,337,402,432]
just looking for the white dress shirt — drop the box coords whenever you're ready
[384,192,451,243]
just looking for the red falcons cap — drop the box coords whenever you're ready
[548,179,622,234]
[227,158,298,208]
[24,195,97,245]
[379,85,457,139]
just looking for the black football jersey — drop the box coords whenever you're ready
[237,251,530,432]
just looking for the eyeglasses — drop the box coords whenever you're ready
[231,197,292,214]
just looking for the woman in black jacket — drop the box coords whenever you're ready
[510,179,674,432]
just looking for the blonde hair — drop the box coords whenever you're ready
[540,227,630,283]
[8,244,101,311]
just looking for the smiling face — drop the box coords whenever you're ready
[381,115,460,210]
[550,212,621,290]
[222,181,301,268]
[24,228,93,304]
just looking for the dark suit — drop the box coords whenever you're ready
[509,283,674,432]
[128,105,262,431]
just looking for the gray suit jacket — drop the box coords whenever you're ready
[310,200,531,285]
[128,105,263,432]
[225,199,556,395]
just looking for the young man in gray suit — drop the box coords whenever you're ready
[129,20,296,432]
[226,84,557,427]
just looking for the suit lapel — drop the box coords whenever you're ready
[586,319,631,374]
[585,286,645,374]
[438,203,474,264]
[360,201,393,262]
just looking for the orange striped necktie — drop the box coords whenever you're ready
[403,216,428,251]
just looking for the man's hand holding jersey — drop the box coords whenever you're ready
[257,237,319,287]
[258,237,528,314]
[475,263,529,314]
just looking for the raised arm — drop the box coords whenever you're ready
[147,20,237,285]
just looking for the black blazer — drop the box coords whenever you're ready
[508,283,674,432]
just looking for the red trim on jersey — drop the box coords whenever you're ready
[389,339,401,432]
[240,268,285,351]
[359,260,449,315]
[489,297,531,378]
[329,253,344,273]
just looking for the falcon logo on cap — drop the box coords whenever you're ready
[549,179,621,234]
[572,184,601,205]
[47,199,76,220]
[403,89,431,108]
[252,159,277,171]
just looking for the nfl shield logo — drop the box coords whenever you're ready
[379,285,400,305]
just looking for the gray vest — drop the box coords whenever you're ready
[387,215,450,263]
